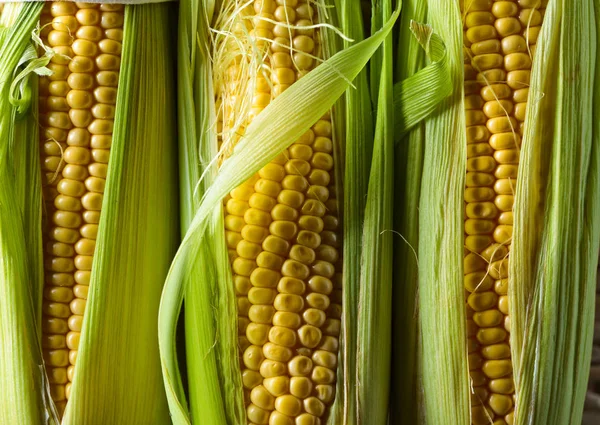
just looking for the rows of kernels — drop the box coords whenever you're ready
[463,0,546,424]
[39,2,123,416]
[220,2,341,424]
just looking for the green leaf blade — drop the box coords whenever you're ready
[63,5,178,424]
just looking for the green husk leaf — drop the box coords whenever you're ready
[10,33,53,331]
[327,1,374,424]
[390,1,427,423]
[418,1,470,424]
[369,1,385,104]
[159,10,399,424]
[392,22,452,140]
[510,0,600,424]
[177,0,233,424]
[0,3,56,424]
[11,59,45,335]
[9,42,54,118]
[62,4,178,424]
[355,0,395,423]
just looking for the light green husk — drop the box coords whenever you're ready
[418,0,470,424]
[159,7,400,424]
[510,0,600,424]
[62,4,178,424]
[178,1,243,424]
[390,1,427,423]
[329,1,374,424]
[392,22,452,142]
[390,21,452,425]
[0,3,57,424]
[355,0,395,423]
[12,53,45,330]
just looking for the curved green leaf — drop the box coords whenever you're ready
[393,22,452,142]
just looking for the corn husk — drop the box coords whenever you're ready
[390,1,428,423]
[159,6,400,423]
[391,24,451,141]
[175,0,231,423]
[510,1,600,424]
[353,1,395,424]
[62,4,178,424]
[0,3,57,424]
[11,62,45,330]
[327,1,374,424]
[418,0,471,424]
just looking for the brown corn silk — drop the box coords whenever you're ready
[214,1,342,424]
[462,0,546,423]
[37,1,124,417]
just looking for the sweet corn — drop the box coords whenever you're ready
[216,1,342,423]
[38,1,124,417]
[462,1,546,423]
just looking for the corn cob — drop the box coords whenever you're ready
[37,1,124,417]
[462,1,546,423]
[215,1,342,424]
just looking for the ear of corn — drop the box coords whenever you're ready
[461,0,548,421]
[419,0,471,424]
[30,2,177,423]
[159,6,399,424]
[416,0,599,424]
[218,2,346,423]
[509,1,599,424]
[460,0,598,423]
[0,3,57,424]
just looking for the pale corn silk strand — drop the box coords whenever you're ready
[36,2,125,417]
[460,0,547,423]
[213,1,343,424]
